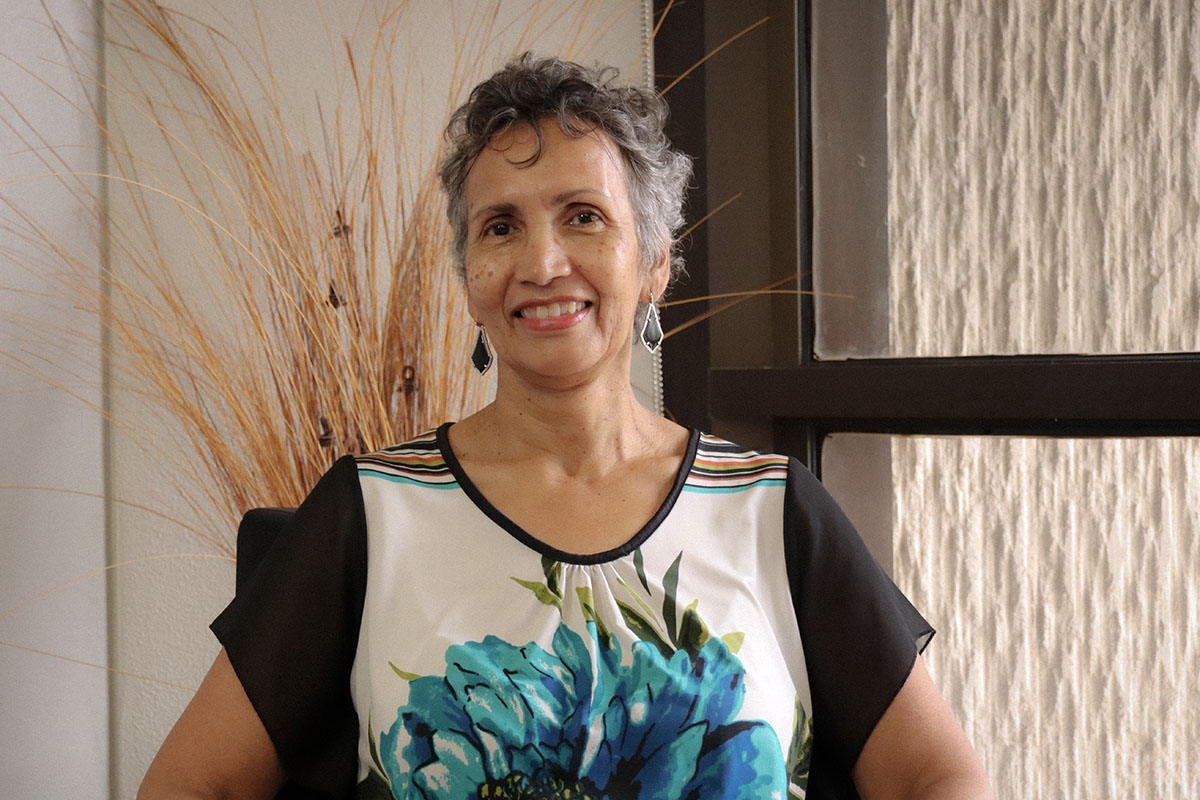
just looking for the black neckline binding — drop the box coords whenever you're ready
[436,422,701,566]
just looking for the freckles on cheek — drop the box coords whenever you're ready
[589,242,613,260]
[466,264,496,288]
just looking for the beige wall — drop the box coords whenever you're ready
[0,1,108,797]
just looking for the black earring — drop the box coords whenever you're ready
[640,302,663,353]
[471,326,493,374]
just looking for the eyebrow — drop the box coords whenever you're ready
[467,189,611,225]
[551,188,608,206]
[469,202,517,225]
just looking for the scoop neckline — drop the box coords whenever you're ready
[435,422,700,565]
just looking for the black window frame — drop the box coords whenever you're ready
[657,0,1200,473]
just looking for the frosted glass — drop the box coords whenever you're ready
[815,1,1200,358]
[840,436,1200,799]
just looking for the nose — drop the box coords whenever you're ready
[517,223,571,285]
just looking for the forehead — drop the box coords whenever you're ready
[464,120,631,211]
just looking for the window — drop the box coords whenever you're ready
[658,2,1200,796]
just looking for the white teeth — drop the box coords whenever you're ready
[521,301,585,318]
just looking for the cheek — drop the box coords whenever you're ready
[588,238,637,271]
[465,262,493,318]
[465,262,498,291]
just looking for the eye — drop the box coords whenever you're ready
[484,220,512,237]
[569,209,601,226]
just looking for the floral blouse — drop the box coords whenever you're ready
[213,425,932,800]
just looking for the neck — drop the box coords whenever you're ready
[462,362,664,476]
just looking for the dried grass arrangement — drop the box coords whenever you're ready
[3,0,663,556]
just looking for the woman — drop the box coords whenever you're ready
[140,54,990,799]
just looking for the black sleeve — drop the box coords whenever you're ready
[210,455,368,799]
[782,457,934,800]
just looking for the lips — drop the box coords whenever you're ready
[516,300,589,319]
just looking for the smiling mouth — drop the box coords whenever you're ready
[516,300,590,319]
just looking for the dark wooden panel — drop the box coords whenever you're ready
[712,356,1200,435]
[655,0,712,431]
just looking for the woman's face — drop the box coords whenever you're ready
[463,120,668,387]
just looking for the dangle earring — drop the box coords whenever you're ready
[471,325,493,374]
[639,297,663,354]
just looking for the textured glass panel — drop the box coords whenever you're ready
[823,436,1200,798]
[814,1,1200,358]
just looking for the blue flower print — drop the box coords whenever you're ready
[378,623,786,799]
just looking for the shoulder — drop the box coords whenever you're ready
[358,426,445,461]
[354,426,457,484]
[687,431,791,491]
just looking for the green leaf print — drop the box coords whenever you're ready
[367,712,387,776]
[365,710,394,796]
[720,630,746,655]
[678,599,710,656]
[510,577,563,608]
[575,586,614,648]
[615,574,660,625]
[510,550,745,665]
[617,600,674,661]
[662,552,683,647]
[786,693,813,799]
[633,546,651,593]
[388,661,421,681]
[541,556,563,599]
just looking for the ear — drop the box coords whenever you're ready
[645,249,671,300]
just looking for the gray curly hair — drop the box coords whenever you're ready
[438,52,693,283]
